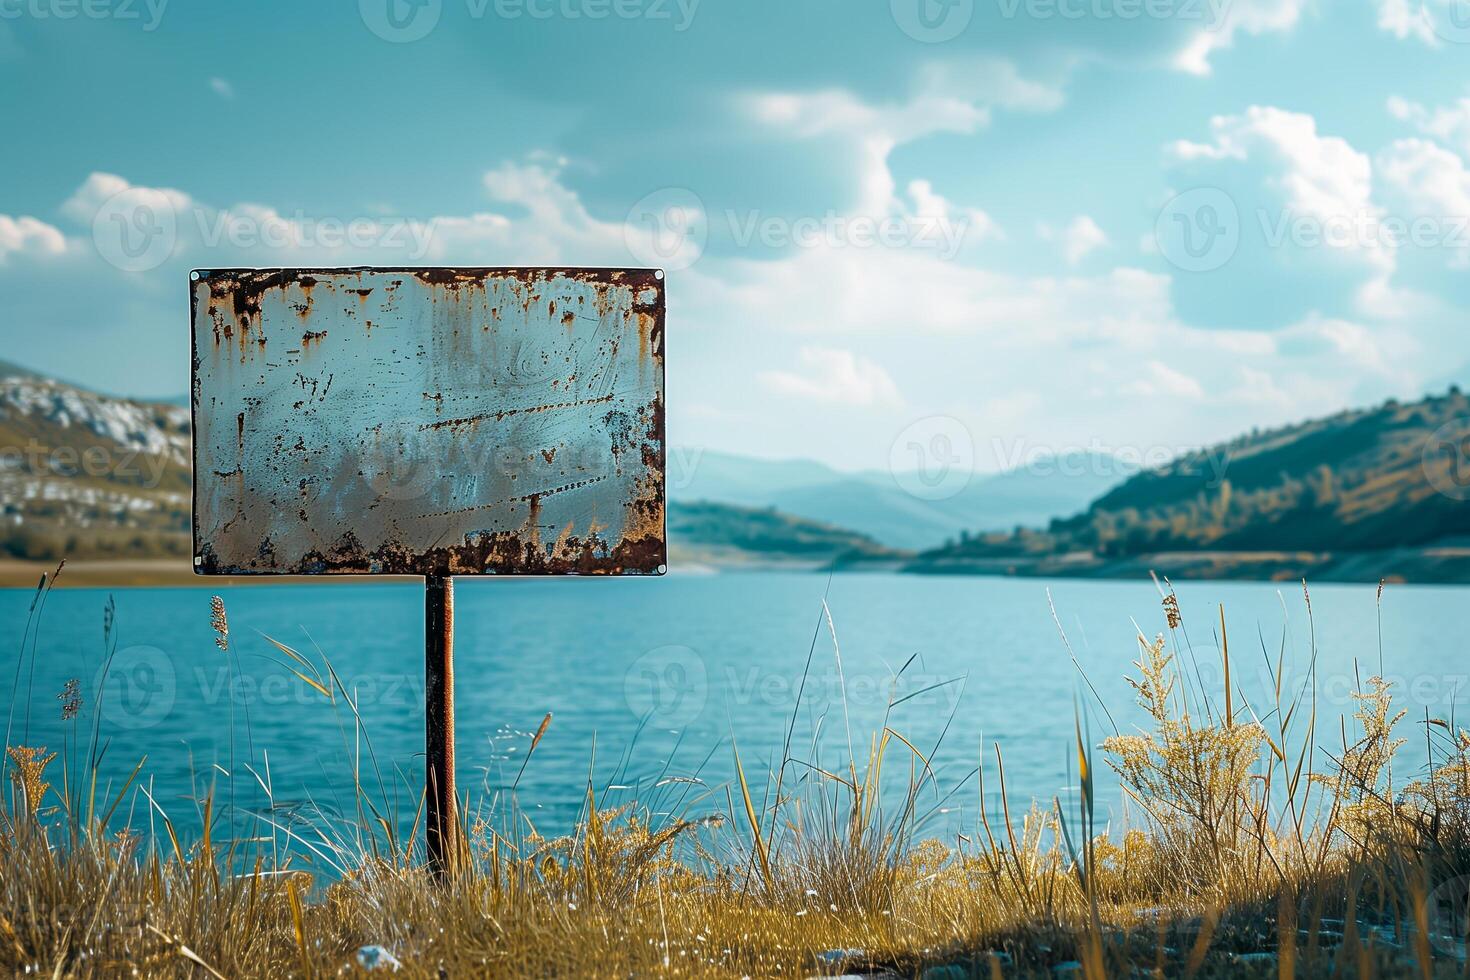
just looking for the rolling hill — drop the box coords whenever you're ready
[0,364,191,561]
[667,500,904,568]
[909,388,1470,583]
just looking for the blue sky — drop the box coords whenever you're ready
[2,0,1469,473]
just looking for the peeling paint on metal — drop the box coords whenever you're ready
[191,267,666,576]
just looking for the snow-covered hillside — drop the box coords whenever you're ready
[0,366,191,560]
[0,370,189,465]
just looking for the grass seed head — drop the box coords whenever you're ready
[56,678,81,721]
[210,595,229,653]
[5,746,55,816]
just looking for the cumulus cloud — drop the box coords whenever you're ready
[1040,215,1108,265]
[1388,96,1470,157]
[1377,138,1470,219]
[0,163,655,384]
[1375,138,1470,270]
[0,215,66,262]
[902,178,1003,251]
[1277,314,1416,380]
[759,346,904,408]
[742,87,983,218]
[1206,110,1470,310]
[3,154,1450,468]
[54,162,668,273]
[741,57,1063,217]
[1173,0,1309,75]
[1166,106,1404,321]
[209,77,235,100]
[1171,108,1377,231]
[1374,0,1435,43]
[1124,360,1206,400]
[62,172,193,228]
[912,59,1068,114]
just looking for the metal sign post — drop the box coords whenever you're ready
[190,267,666,877]
[424,575,455,872]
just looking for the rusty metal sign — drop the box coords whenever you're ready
[190,267,666,576]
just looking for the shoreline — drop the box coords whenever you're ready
[904,545,1470,585]
[5,546,1470,588]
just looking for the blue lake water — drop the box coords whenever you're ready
[4,572,1469,854]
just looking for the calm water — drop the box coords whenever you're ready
[4,572,1469,851]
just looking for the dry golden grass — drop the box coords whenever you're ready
[3,579,1470,977]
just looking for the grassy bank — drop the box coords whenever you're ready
[0,559,426,588]
[4,576,1470,977]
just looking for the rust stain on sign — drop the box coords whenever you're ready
[191,267,666,576]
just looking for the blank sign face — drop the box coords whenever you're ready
[191,268,665,576]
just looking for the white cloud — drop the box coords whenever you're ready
[741,58,1063,217]
[1173,108,1376,229]
[1310,318,1383,365]
[0,215,66,262]
[1173,0,1308,75]
[1377,138,1470,217]
[913,59,1068,114]
[1170,106,1399,314]
[743,87,987,142]
[743,88,985,217]
[905,178,1003,248]
[1226,365,1298,410]
[209,77,235,100]
[701,244,1177,340]
[759,346,904,408]
[1173,106,1470,315]
[1376,138,1470,269]
[62,172,193,227]
[54,161,665,272]
[10,157,1450,471]
[1124,360,1206,399]
[1041,215,1108,265]
[1388,96,1470,157]
[1375,0,1439,44]
[1376,0,1470,44]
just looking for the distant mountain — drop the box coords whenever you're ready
[670,451,841,502]
[673,449,1131,549]
[911,389,1470,583]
